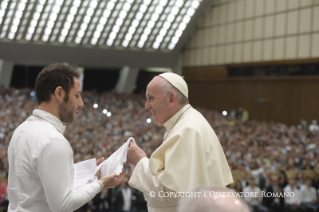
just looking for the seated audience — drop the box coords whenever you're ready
[114,177,133,212]
[283,178,301,212]
[300,177,318,212]
[1,86,319,211]
[263,176,284,212]
[243,177,268,212]
[177,186,250,212]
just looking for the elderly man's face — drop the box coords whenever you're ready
[145,77,171,126]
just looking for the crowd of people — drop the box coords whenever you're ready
[1,86,319,211]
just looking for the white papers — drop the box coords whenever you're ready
[73,158,97,189]
[73,137,136,189]
[94,137,136,177]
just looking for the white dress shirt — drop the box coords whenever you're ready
[300,186,317,203]
[8,109,102,212]
[243,186,262,205]
[121,187,132,211]
[283,185,301,205]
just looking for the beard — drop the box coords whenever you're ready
[59,94,74,123]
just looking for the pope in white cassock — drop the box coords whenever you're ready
[127,73,233,212]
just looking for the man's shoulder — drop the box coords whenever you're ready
[181,109,211,129]
[243,186,250,192]
[300,186,307,191]
[186,107,206,119]
[12,117,66,146]
[310,186,317,192]
[283,185,291,192]
[22,117,64,137]
[255,186,262,192]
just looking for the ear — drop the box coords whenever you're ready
[54,86,65,102]
[168,92,177,106]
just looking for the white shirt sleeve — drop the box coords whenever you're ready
[37,138,101,212]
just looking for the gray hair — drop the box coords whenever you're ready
[158,76,188,105]
[177,186,250,212]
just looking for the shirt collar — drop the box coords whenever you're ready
[32,109,66,134]
[163,104,191,130]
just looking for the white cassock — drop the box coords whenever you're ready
[129,104,233,212]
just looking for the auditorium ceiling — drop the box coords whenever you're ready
[0,0,210,68]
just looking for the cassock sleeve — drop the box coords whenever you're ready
[129,157,180,205]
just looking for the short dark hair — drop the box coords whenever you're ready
[35,63,79,105]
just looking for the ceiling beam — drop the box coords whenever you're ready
[0,41,179,68]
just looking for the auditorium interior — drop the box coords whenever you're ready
[0,0,319,211]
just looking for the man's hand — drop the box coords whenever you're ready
[98,170,125,189]
[127,141,147,166]
[95,157,105,179]
[96,157,105,166]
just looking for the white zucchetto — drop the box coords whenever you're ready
[159,73,188,98]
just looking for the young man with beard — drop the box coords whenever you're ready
[7,63,124,212]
